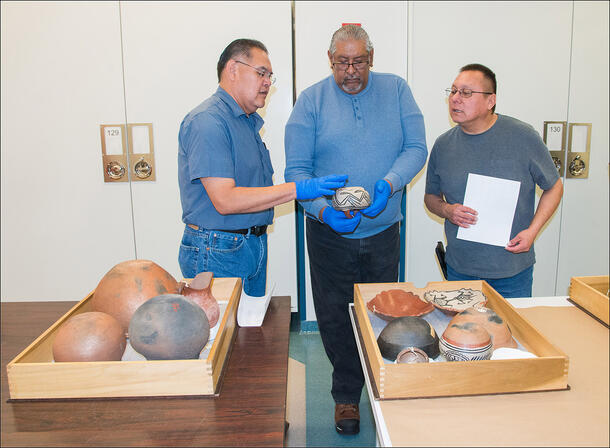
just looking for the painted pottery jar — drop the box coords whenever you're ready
[128,294,210,360]
[377,316,439,361]
[439,321,493,361]
[449,306,517,349]
[332,186,371,211]
[52,311,126,362]
[367,289,434,320]
[90,259,179,333]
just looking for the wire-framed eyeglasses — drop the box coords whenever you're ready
[445,87,493,98]
[332,60,369,72]
[235,60,276,85]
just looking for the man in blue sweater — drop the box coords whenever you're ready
[285,25,427,434]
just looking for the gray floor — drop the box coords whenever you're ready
[286,330,376,447]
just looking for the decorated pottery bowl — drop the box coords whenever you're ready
[449,306,517,349]
[439,321,493,361]
[423,288,487,316]
[395,347,429,364]
[377,316,439,361]
[367,289,434,321]
[331,186,371,211]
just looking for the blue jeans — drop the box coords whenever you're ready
[446,264,534,298]
[306,219,400,404]
[178,225,268,296]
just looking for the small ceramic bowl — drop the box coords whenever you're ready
[395,347,429,364]
[331,186,371,211]
[439,321,493,362]
[424,288,487,316]
[367,289,434,321]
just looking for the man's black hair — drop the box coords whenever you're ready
[217,38,268,82]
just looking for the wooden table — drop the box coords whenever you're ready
[1,296,290,447]
[351,297,609,447]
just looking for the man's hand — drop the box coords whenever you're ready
[362,179,392,218]
[444,203,478,228]
[321,206,361,233]
[295,174,348,200]
[505,228,536,253]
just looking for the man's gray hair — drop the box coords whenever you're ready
[328,24,373,55]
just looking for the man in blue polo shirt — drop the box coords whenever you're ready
[178,38,346,296]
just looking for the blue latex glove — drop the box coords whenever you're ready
[322,207,361,234]
[362,179,392,217]
[295,174,348,200]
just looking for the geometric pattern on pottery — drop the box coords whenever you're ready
[439,336,493,361]
[424,288,487,313]
[331,186,371,211]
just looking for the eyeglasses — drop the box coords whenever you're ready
[332,60,369,72]
[445,88,493,98]
[235,60,276,85]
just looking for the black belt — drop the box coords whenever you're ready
[188,224,267,237]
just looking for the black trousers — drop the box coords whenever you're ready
[306,218,400,404]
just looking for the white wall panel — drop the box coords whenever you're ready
[119,1,296,301]
[407,1,573,296]
[1,1,135,301]
[556,1,609,294]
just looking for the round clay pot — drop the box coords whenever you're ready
[439,321,493,361]
[395,347,429,364]
[377,316,439,361]
[181,272,220,328]
[367,289,434,320]
[449,306,517,349]
[90,259,179,333]
[53,312,126,362]
[128,294,209,360]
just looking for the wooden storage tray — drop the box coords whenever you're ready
[569,275,609,325]
[353,280,569,399]
[6,277,242,400]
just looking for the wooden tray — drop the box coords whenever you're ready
[353,280,569,399]
[6,277,242,400]
[569,275,609,326]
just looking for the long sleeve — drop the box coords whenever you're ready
[285,93,329,220]
[384,82,428,192]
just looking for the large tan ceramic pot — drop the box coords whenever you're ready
[52,311,126,362]
[128,294,210,360]
[449,306,518,349]
[90,259,179,333]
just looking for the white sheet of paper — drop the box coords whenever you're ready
[237,283,276,327]
[457,173,521,247]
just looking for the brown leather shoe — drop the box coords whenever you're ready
[335,403,360,435]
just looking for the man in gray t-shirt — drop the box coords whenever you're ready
[425,63,563,297]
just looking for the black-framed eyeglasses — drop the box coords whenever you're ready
[445,88,493,98]
[332,59,370,72]
[235,60,276,85]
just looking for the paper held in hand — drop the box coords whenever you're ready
[237,283,275,327]
[457,173,521,247]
